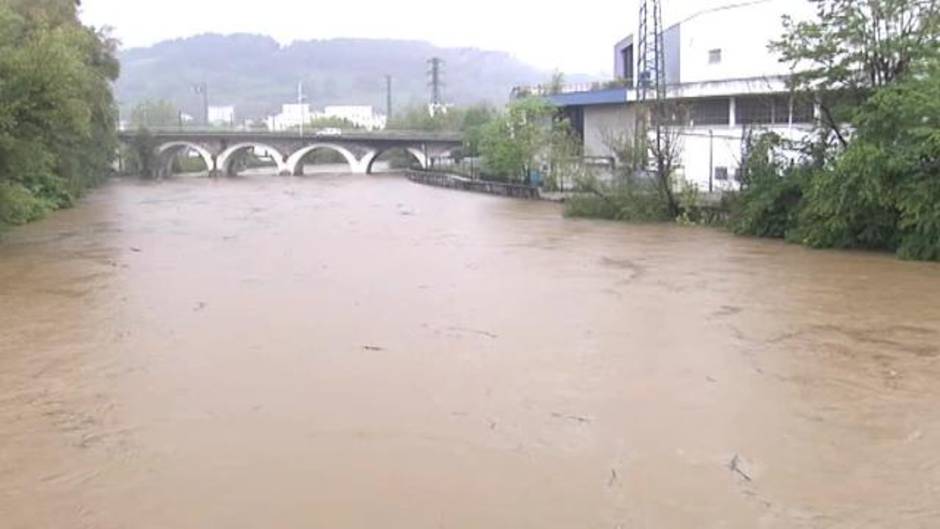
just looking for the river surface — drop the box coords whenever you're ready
[1,173,939,529]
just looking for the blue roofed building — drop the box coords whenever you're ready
[513,0,817,191]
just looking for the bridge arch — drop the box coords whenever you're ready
[217,143,289,176]
[361,147,429,175]
[286,143,360,175]
[156,142,214,176]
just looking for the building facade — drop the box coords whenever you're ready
[208,106,236,127]
[524,0,814,191]
[266,103,311,132]
[323,106,387,131]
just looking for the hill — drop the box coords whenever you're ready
[116,34,588,121]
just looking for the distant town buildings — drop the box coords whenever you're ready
[207,105,235,126]
[266,103,311,131]
[323,106,386,130]
[265,103,387,132]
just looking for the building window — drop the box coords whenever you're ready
[736,95,776,125]
[622,45,635,87]
[791,97,815,124]
[690,98,730,126]
[737,95,814,126]
[714,167,729,181]
[709,49,722,64]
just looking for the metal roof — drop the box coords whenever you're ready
[546,88,630,108]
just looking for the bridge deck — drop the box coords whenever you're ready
[117,128,463,143]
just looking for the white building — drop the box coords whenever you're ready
[520,0,815,191]
[266,104,386,131]
[208,106,235,127]
[323,105,387,131]
[266,103,311,132]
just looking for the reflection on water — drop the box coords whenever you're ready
[1,173,939,528]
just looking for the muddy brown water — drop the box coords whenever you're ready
[1,173,939,529]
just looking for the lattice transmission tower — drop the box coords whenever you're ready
[634,0,667,171]
[428,57,445,108]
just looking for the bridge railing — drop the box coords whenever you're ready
[117,126,463,142]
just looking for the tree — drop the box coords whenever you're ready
[387,105,464,132]
[772,0,940,146]
[0,0,118,225]
[548,71,565,95]
[130,100,179,129]
[460,104,497,157]
[479,97,557,182]
[795,63,940,259]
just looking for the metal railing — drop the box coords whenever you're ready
[117,126,463,142]
[511,79,633,98]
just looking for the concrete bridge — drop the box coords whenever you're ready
[117,129,463,177]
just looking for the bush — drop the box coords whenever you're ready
[729,132,805,238]
[792,68,940,260]
[565,179,672,222]
[0,182,53,225]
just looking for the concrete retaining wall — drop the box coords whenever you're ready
[405,171,542,200]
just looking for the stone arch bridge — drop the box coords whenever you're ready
[117,130,463,177]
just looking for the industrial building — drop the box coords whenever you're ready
[518,0,815,191]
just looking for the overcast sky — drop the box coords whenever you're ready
[80,0,805,75]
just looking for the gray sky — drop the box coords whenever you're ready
[80,0,804,75]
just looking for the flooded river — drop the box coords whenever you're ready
[1,173,939,528]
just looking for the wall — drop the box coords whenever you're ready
[677,0,795,85]
[583,104,638,158]
[406,172,542,200]
[614,36,633,81]
[676,121,814,191]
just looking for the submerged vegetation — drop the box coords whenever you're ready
[0,0,119,227]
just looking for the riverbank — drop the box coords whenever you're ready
[405,170,542,200]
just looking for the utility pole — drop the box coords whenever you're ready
[385,74,393,123]
[193,82,209,126]
[427,58,445,114]
[709,129,715,193]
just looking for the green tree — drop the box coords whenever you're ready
[460,104,497,157]
[773,0,940,146]
[130,100,179,128]
[478,97,561,182]
[387,105,464,132]
[0,0,118,226]
[795,65,940,259]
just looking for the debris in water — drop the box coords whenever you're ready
[607,468,619,488]
[552,412,591,424]
[729,454,753,482]
[129,247,142,253]
[363,345,385,352]
[447,326,498,339]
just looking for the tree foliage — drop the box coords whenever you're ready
[477,97,575,183]
[773,0,940,145]
[130,100,178,128]
[795,67,940,259]
[731,132,806,238]
[0,0,119,226]
[732,0,940,260]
